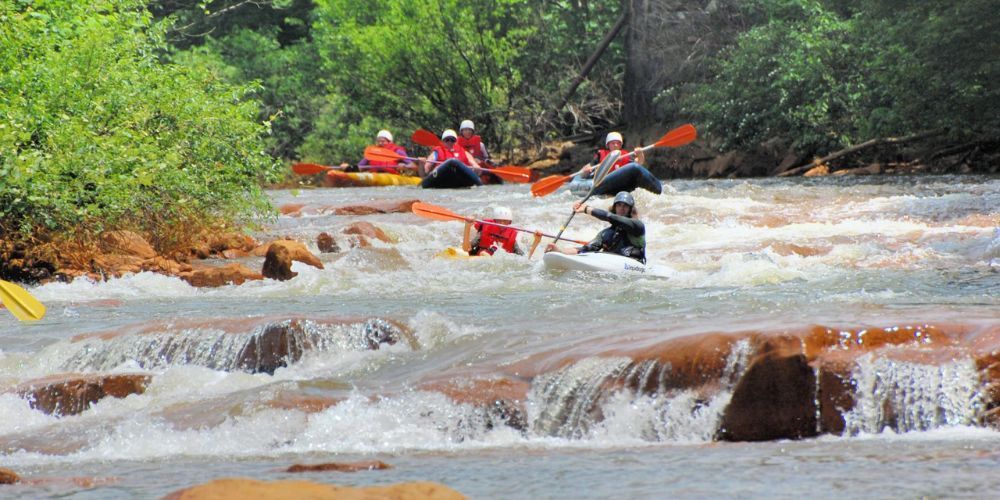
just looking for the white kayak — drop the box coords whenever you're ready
[542,252,669,278]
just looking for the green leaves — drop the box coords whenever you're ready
[0,0,278,241]
[685,0,999,155]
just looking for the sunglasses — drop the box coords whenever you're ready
[443,138,457,143]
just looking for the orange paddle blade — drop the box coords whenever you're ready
[364,146,404,163]
[653,124,698,148]
[411,129,443,148]
[292,162,333,175]
[411,202,464,222]
[486,166,531,183]
[531,174,571,197]
[494,165,532,178]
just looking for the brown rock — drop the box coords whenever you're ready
[100,230,156,259]
[141,256,187,275]
[235,321,304,374]
[814,353,858,435]
[221,249,248,259]
[332,199,420,215]
[252,240,323,269]
[333,205,383,215]
[718,336,818,441]
[90,254,145,277]
[316,232,340,253]
[286,461,392,473]
[279,203,306,216]
[0,467,19,484]
[342,221,393,244]
[164,479,466,500]
[803,164,829,177]
[262,244,297,281]
[15,373,151,416]
[209,233,257,253]
[179,263,263,287]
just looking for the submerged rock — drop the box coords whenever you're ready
[179,263,262,287]
[285,460,392,473]
[164,479,465,500]
[14,373,151,417]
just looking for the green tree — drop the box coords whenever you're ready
[0,0,279,248]
[684,0,999,155]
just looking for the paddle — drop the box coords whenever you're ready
[530,123,698,197]
[548,149,620,245]
[369,145,531,183]
[0,279,46,321]
[411,202,588,245]
[291,162,415,176]
[409,130,533,183]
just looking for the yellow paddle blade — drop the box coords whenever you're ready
[0,279,46,321]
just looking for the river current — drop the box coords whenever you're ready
[1,175,998,498]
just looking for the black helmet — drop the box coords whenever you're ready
[612,191,635,208]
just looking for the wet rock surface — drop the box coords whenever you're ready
[164,478,466,500]
[13,373,151,417]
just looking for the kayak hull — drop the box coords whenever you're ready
[326,171,421,187]
[421,162,483,189]
[567,164,662,197]
[542,252,667,277]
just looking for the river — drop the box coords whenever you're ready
[1,175,998,497]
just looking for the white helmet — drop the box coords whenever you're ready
[491,205,512,221]
[441,129,458,140]
[376,129,393,142]
[460,119,475,132]
[605,131,623,146]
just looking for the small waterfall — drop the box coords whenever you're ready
[54,318,408,374]
[527,340,753,441]
[842,354,984,434]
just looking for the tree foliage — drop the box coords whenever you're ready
[303,0,625,161]
[0,0,279,244]
[684,0,1000,154]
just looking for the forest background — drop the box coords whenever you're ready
[1,0,997,266]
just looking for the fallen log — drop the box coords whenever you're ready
[778,129,945,177]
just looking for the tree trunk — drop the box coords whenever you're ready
[623,1,742,128]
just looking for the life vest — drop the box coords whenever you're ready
[474,219,518,255]
[592,225,646,263]
[432,144,471,166]
[457,135,485,160]
[596,148,633,173]
[367,143,405,174]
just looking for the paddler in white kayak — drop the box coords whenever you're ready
[463,205,541,256]
[545,191,646,263]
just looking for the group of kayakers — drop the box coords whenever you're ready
[342,120,497,183]
[456,131,648,263]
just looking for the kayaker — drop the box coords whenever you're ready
[343,130,413,174]
[580,131,645,177]
[462,206,540,256]
[421,129,480,177]
[545,191,646,263]
[457,120,491,164]
[457,119,501,184]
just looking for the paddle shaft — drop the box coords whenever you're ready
[551,192,598,245]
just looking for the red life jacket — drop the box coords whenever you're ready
[596,148,633,173]
[432,144,471,166]
[367,143,405,174]
[457,135,484,160]
[474,219,518,255]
